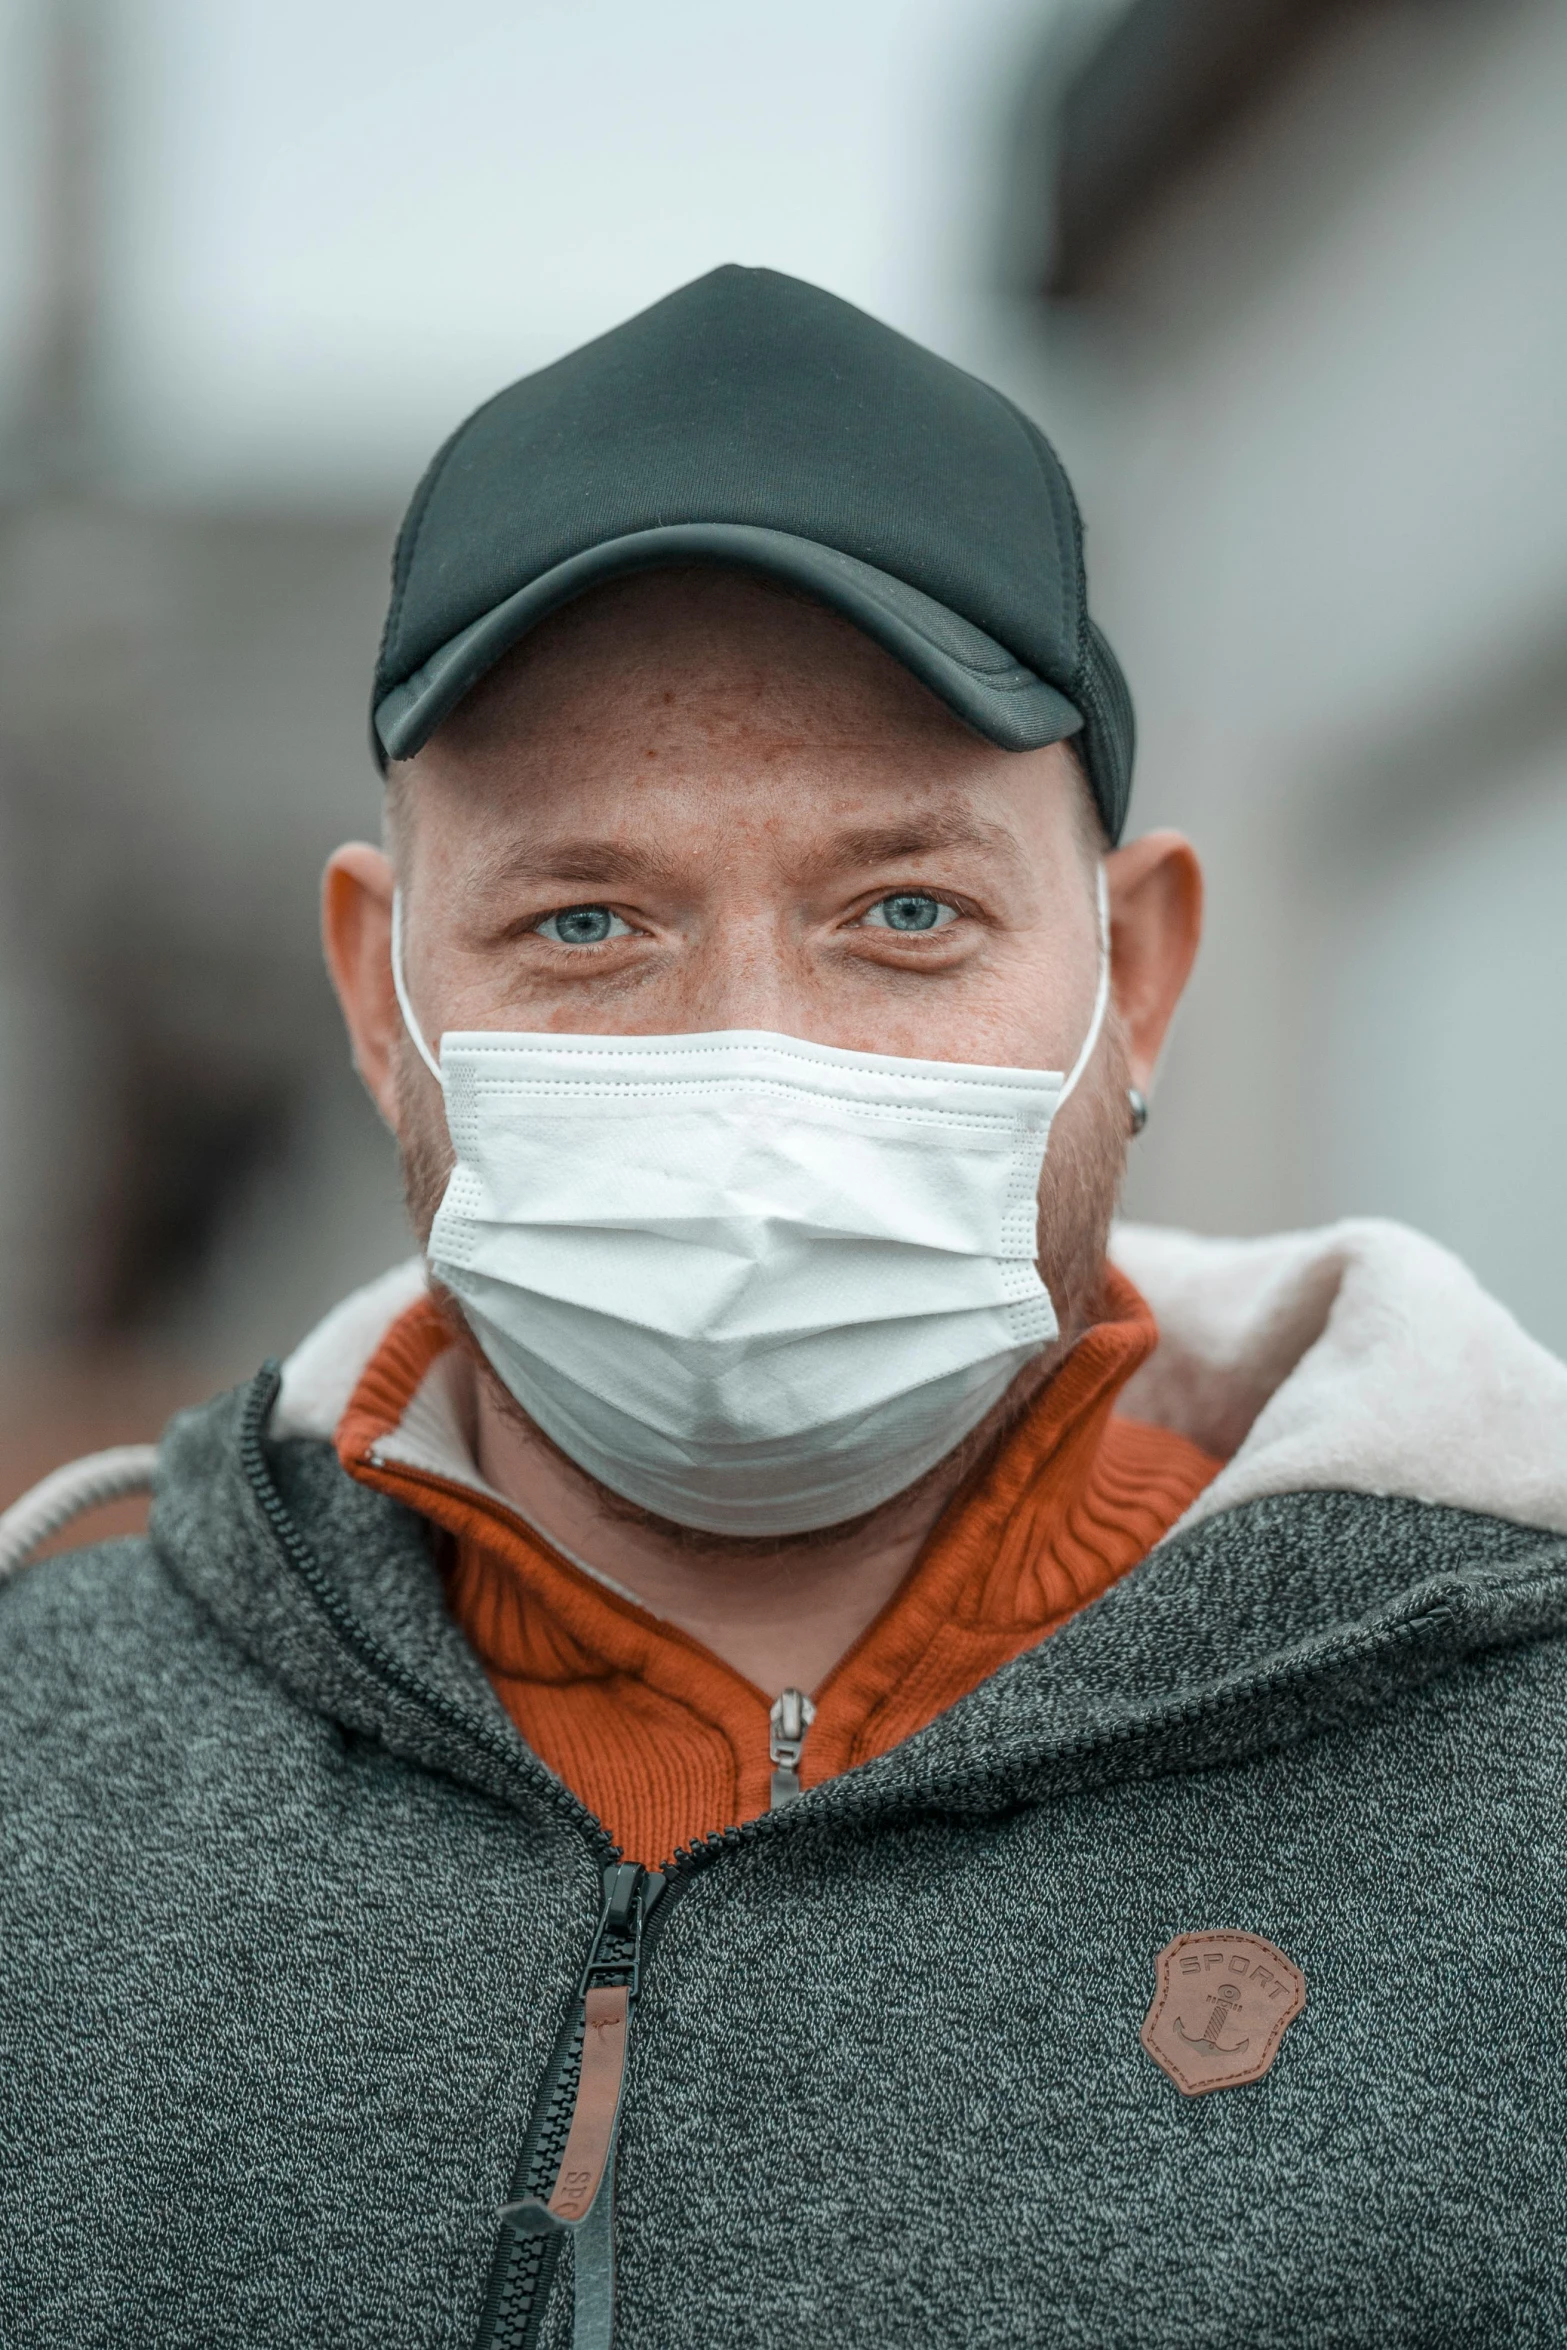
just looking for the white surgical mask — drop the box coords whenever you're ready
[391,874,1109,1536]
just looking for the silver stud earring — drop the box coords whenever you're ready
[1127,1087,1149,1137]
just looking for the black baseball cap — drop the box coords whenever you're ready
[372,265,1136,840]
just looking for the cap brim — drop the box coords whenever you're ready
[372,523,1084,768]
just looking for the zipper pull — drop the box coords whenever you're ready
[769,1687,816,1806]
[505,1863,649,2234]
[501,1861,657,2350]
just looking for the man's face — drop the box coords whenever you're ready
[327,569,1200,1345]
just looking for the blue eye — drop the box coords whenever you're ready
[536,904,632,946]
[861,892,956,934]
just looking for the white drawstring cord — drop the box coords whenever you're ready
[0,1444,159,1580]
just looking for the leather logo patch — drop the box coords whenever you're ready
[1141,1931,1306,2096]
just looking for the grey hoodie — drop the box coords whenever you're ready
[5,1218,1567,2348]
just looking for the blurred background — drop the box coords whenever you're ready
[2,0,1565,1527]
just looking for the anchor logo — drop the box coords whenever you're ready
[1172,1980,1250,2055]
[1140,1931,1306,2097]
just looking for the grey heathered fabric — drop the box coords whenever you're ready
[5,1369,1567,2346]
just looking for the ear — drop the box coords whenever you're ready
[1102,829,1203,1094]
[322,842,402,1131]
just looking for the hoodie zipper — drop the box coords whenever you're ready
[477,1693,818,2345]
[510,1859,652,2232]
[477,1862,661,2350]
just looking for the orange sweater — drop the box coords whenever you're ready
[338,1270,1219,1867]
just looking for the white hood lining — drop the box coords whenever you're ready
[1112,1217,1567,1542]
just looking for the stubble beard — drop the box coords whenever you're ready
[392,1021,1132,1559]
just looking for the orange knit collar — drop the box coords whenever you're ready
[335,1268,1220,1861]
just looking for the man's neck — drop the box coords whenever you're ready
[467,1356,1057,1698]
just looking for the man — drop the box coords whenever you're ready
[5,266,1567,2348]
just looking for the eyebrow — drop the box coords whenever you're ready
[479,837,685,890]
[475,805,1022,894]
[820,810,1024,868]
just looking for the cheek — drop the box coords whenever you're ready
[390,1042,454,1229]
[800,969,1061,1072]
[917,938,1090,1073]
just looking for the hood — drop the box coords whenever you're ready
[143,1217,1567,1834]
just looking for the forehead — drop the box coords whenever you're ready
[390,567,1088,864]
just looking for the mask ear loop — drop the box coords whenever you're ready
[390,887,445,1085]
[1057,865,1111,1107]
